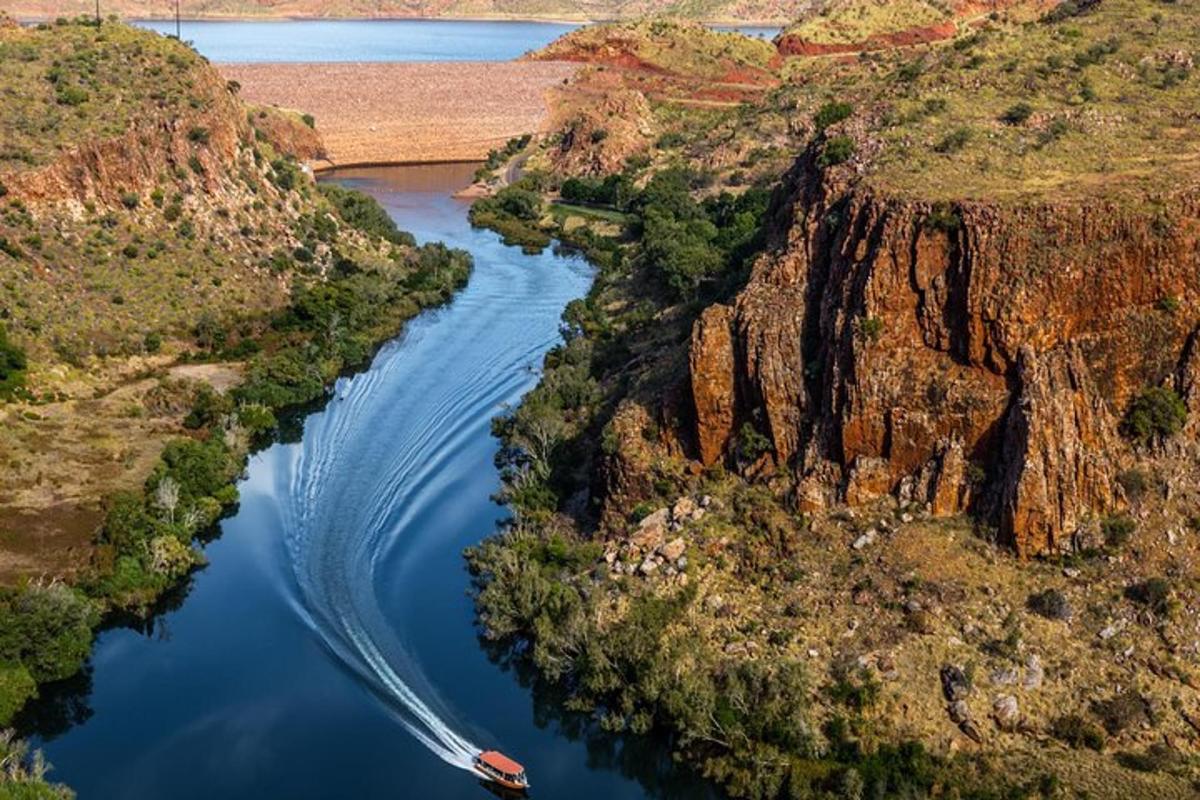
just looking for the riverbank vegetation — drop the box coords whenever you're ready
[0,18,472,744]
[0,181,469,726]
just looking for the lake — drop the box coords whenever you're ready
[132,18,778,62]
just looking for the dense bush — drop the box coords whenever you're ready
[1050,714,1106,750]
[1027,588,1072,620]
[818,135,856,166]
[636,171,769,299]
[559,174,634,208]
[317,183,416,246]
[934,127,973,153]
[1120,386,1186,446]
[0,585,98,685]
[1101,513,1136,548]
[0,325,28,400]
[494,187,542,221]
[1000,102,1034,125]
[1125,577,1172,616]
[0,584,99,726]
[813,100,853,131]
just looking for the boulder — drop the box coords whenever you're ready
[630,508,669,550]
[992,695,1020,731]
[660,537,686,561]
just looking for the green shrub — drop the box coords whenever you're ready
[934,127,973,153]
[857,316,884,342]
[1120,386,1186,446]
[149,436,236,505]
[1115,743,1183,773]
[0,325,28,400]
[1101,514,1136,548]
[1125,577,1172,616]
[301,113,315,129]
[494,186,543,221]
[183,383,233,430]
[1000,102,1034,125]
[0,662,37,726]
[0,584,99,684]
[55,84,88,105]
[1050,714,1106,750]
[120,191,139,209]
[737,422,772,461]
[818,135,856,167]
[237,402,277,434]
[187,126,210,144]
[813,101,854,131]
[1027,588,1072,620]
[1092,690,1150,735]
[318,183,415,246]
[1116,467,1154,502]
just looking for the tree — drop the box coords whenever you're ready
[154,475,180,524]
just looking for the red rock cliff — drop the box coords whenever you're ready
[689,148,1200,556]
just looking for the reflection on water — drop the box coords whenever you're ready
[28,163,719,800]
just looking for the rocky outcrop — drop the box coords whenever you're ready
[548,85,658,177]
[690,304,739,465]
[688,147,1200,556]
[995,345,1120,555]
[5,67,246,207]
[1176,325,1200,435]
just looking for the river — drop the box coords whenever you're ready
[25,164,718,799]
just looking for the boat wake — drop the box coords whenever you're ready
[267,234,590,774]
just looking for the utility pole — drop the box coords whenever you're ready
[95,0,100,25]
[175,0,181,39]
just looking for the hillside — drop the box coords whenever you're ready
[465,1,1200,796]
[7,0,811,25]
[0,15,470,737]
[775,0,1054,54]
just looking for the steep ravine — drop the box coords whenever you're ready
[687,147,1200,555]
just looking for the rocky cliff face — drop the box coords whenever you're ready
[688,148,1200,556]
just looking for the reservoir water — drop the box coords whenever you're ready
[132,18,779,62]
[26,164,718,799]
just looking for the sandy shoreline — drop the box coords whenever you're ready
[222,61,578,167]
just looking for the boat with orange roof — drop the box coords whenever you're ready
[473,750,529,792]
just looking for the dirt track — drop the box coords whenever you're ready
[221,61,578,166]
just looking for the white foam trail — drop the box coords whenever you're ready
[266,181,594,776]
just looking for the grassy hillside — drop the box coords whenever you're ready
[531,18,780,79]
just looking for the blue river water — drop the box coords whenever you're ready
[25,164,720,800]
[132,18,778,62]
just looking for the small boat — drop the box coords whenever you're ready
[473,750,529,792]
